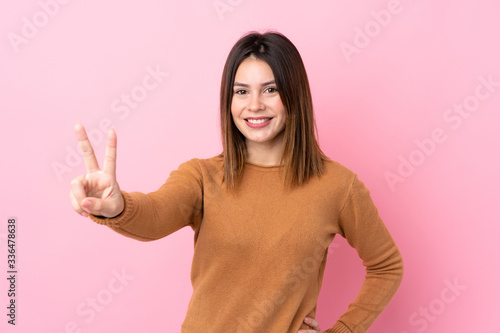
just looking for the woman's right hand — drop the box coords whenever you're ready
[69,122,124,218]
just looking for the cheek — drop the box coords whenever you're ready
[269,96,285,113]
[273,101,286,119]
[230,100,241,117]
[230,106,236,119]
[230,106,242,128]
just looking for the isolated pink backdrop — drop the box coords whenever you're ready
[1,1,499,332]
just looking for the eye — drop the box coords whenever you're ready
[265,87,278,93]
[234,89,247,95]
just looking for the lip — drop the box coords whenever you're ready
[245,116,274,120]
[245,117,273,128]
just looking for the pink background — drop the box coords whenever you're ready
[1,1,499,332]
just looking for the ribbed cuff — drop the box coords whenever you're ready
[324,321,352,333]
[88,191,134,226]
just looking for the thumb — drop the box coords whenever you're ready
[81,197,104,216]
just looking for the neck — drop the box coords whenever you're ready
[245,137,284,166]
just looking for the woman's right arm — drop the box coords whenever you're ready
[69,123,203,241]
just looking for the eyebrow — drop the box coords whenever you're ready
[233,80,276,88]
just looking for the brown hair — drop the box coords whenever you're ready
[219,31,329,190]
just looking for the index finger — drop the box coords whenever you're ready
[102,128,117,176]
[74,122,100,173]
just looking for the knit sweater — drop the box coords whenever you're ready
[89,154,403,332]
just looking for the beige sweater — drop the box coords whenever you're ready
[89,154,403,332]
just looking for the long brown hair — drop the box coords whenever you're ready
[219,31,329,190]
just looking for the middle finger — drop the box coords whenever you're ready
[75,122,100,173]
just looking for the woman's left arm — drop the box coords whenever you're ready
[322,173,404,333]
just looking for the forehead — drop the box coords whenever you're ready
[234,58,274,81]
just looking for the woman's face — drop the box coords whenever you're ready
[231,57,286,149]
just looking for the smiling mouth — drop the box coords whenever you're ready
[245,118,273,124]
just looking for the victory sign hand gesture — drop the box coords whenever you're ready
[69,122,124,218]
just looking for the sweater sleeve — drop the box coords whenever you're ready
[324,174,404,333]
[87,158,203,242]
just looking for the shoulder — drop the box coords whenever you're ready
[322,157,379,207]
[321,156,358,189]
[184,154,223,171]
[318,156,379,204]
[174,154,224,181]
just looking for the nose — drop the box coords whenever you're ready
[248,93,264,112]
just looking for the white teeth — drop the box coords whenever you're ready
[247,118,271,124]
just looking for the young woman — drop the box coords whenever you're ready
[69,31,403,333]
